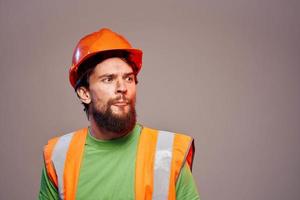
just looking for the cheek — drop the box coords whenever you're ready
[90,89,109,109]
[128,84,137,95]
[128,90,137,105]
[90,85,113,100]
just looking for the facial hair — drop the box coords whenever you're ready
[91,97,136,136]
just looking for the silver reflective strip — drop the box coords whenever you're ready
[52,132,74,200]
[153,131,175,200]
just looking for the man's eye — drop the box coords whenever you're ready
[125,76,134,82]
[102,77,113,82]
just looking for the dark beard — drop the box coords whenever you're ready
[91,102,136,136]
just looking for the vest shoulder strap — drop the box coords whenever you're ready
[43,128,88,200]
[135,126,195,200]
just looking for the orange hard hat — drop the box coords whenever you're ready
[69,28,143,88]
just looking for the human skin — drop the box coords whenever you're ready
[76,57,137,140]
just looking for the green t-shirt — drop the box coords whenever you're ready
[38,124,200,200]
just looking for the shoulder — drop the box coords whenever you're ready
[139,126,194,158]
[141,126,195,169]
[140,125,193,140]
[44,127,88,152]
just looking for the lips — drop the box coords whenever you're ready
[113,101,129,106]
[111,98,130,106]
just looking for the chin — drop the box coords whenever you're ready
[112,112,129,119]
[111,108,130,115]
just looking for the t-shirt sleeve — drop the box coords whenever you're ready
[38,165,59,200]
[175,162,200,200]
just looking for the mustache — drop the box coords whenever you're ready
[109,96,131,105]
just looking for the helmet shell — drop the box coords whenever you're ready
[69,28,143,88]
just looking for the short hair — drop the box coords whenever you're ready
[75,50,139,114]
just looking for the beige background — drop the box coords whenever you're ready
[1,0,300,199]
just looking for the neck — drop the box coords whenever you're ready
[89,115,129,140]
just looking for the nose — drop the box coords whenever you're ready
[116,79,127,94]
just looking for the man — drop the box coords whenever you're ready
[39,28,200,200]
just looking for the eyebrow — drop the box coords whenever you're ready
[98,72,135,79]
[123,72,135,77]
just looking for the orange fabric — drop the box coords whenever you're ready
[43,137,59,188]
[63,128,88,200]
[168,133,194,200]
[69,28,143,88]
[135,127,158,200]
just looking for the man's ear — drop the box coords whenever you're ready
[76,86,91,104]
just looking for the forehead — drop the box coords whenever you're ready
[93,57,133,75]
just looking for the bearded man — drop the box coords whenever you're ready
[38,28,200,200]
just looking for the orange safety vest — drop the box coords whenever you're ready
[43,126,195,200]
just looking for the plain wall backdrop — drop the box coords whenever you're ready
[0,0,300,199]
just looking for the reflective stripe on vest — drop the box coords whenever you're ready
[153,131,174,200]
[52,132,75,199]
[43,127,194,200]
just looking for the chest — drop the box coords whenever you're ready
[76,144,137,199]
